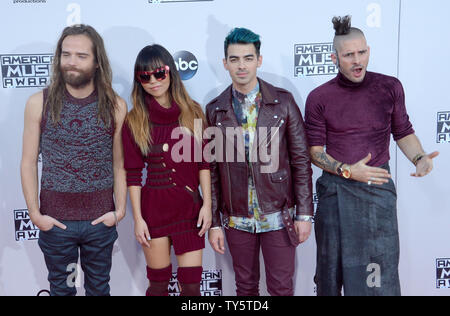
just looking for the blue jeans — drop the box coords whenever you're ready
[38,220,118,296]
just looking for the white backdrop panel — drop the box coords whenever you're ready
[397,0,450,296]
[1,0,447,296]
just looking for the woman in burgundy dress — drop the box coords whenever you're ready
[122,45,212,296]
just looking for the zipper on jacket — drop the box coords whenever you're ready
[226,161,234,212]
[249,114,282,216]
[214,107,235,214]
[266,118,285,148]
[249,154,263,216]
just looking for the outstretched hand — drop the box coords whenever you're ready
[411,151,439,177]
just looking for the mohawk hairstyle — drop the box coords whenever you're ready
[332,15,352,36]
[332,15,365,53]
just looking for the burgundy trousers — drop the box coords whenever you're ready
[225,227,296,296]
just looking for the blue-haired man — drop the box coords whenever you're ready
[205,28,314,296]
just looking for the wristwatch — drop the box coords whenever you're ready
[337,163,352,179]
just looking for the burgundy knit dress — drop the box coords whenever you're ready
[122,95,209,255]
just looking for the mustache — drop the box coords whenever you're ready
[62,66,82,72]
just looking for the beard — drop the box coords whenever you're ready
[62,66,96,88]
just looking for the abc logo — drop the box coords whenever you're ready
[173,51,198,81]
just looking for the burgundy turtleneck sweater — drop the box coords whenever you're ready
[122,96,209,239]
[305,71,415,167]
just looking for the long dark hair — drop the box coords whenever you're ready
[126,44,206,155]
[45,24,116,127]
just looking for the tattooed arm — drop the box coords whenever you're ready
[310,146,340,175]
[310,146,392,185]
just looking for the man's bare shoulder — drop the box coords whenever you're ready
[25,91,44,118]
[115,95,127,112]
[28,90,44,106]
[114,95,128,123]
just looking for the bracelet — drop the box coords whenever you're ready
[412,153,425,166]
[210,227,222,230]
[295,215,314,222]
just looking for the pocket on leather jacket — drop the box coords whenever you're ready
[270,169,288,183]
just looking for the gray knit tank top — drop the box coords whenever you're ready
[39,88,115,221]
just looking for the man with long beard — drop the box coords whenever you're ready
[20,24,127,296]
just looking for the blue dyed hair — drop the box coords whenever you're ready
[224,27,261,58]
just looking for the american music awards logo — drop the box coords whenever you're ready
[294,43,338,77]
[169,270,222,296]
[14,209,39,241]
[436,258,450,289]
[437,112,450,143]
[1,54,53,88]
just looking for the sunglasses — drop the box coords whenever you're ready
[136,65,170,83]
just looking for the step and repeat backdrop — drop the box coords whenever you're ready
[0,0,448,296]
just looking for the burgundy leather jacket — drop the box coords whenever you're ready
[205,79,313,227]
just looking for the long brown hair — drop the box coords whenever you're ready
[45,24,116,127]
[127,44,207,155]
